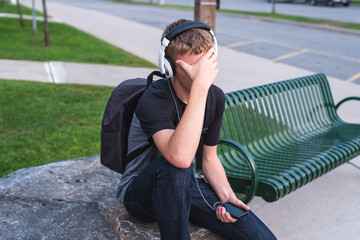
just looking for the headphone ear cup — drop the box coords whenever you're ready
[164,56,176,78]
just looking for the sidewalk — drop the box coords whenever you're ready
[0,59,155,86]
[3,0,360,239]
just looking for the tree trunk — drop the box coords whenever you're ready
[1,0,5,8]
[272,0,276,14]
[194,0,217,33]
[16,0,25,27]
[42,0,51,46]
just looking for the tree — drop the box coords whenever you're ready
[42,0,50,46]
[194,0,217,33]
[1,0,5,8]
[16,0,25,27]
[272,0,277,14]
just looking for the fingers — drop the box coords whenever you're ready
[176,59,193,79]
[201,47,217,62]
[216,206,237,223]
[240,202,250,211]
[227,197,250,211]
[206,47,215,58]
[235,199,250,211]
[174,48,219,88]
[176,59,190,72]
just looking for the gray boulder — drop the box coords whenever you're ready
[0,155,222,239]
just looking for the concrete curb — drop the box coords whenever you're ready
[0,13,64,22]
[0,59,155,86]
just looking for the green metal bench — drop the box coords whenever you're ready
[218,73,360,204]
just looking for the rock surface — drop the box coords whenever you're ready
[0,155,222,239]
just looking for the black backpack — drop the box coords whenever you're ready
[100,71,164,173]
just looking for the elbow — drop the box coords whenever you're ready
[175,160,193,169]
[167,152,194,169]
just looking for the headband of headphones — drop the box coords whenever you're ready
[158,21,218,78]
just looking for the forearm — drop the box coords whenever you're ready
[163,84,209,167]
[203,146,250,223]
[202,155,236,202]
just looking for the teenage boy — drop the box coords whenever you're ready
[117,19,276,240]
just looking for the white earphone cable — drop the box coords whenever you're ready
[167,79,221,211]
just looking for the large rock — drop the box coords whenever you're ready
[0,155,222,239]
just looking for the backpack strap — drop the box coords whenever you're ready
[125,71,166,165]
[147,71,165,86]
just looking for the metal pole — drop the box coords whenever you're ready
[32,0,37,34]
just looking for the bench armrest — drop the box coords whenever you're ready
[335,96,360,111]
[218,138,259,204]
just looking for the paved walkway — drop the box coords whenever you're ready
[1,0,360,239]
[0,59,154,86]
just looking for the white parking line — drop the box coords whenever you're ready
[225,39,262,48]
[272,49,309,62]
[347,72,360,83]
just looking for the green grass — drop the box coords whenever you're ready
[0,1,43,15]
[111,0,360,31]
[0,79,113,177]
[218,9,360,31]
[0,18,155,67]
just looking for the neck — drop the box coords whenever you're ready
[171,76,191,104]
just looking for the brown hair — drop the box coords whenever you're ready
[161,19,213,60]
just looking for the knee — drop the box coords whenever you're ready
[155,156,194,186]
[238,210,277,240]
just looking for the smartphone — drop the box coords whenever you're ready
[220,202,249,219]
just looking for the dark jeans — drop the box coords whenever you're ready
[123,156,276,240]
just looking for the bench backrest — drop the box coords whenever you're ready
[221,73,340,153]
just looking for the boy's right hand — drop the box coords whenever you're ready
[176,48,219,90]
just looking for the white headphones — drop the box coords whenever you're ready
[158,21,218,78]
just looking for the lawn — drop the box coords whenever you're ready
[0,79,113,177]
[0,2,155,177]
[0,0,43,15]
[0,17,155,67]
[0,1,155,67]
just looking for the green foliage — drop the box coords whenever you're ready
[0,17,156,67]
[0,79,113,177]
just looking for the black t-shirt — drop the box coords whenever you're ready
[135,79,225,165]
